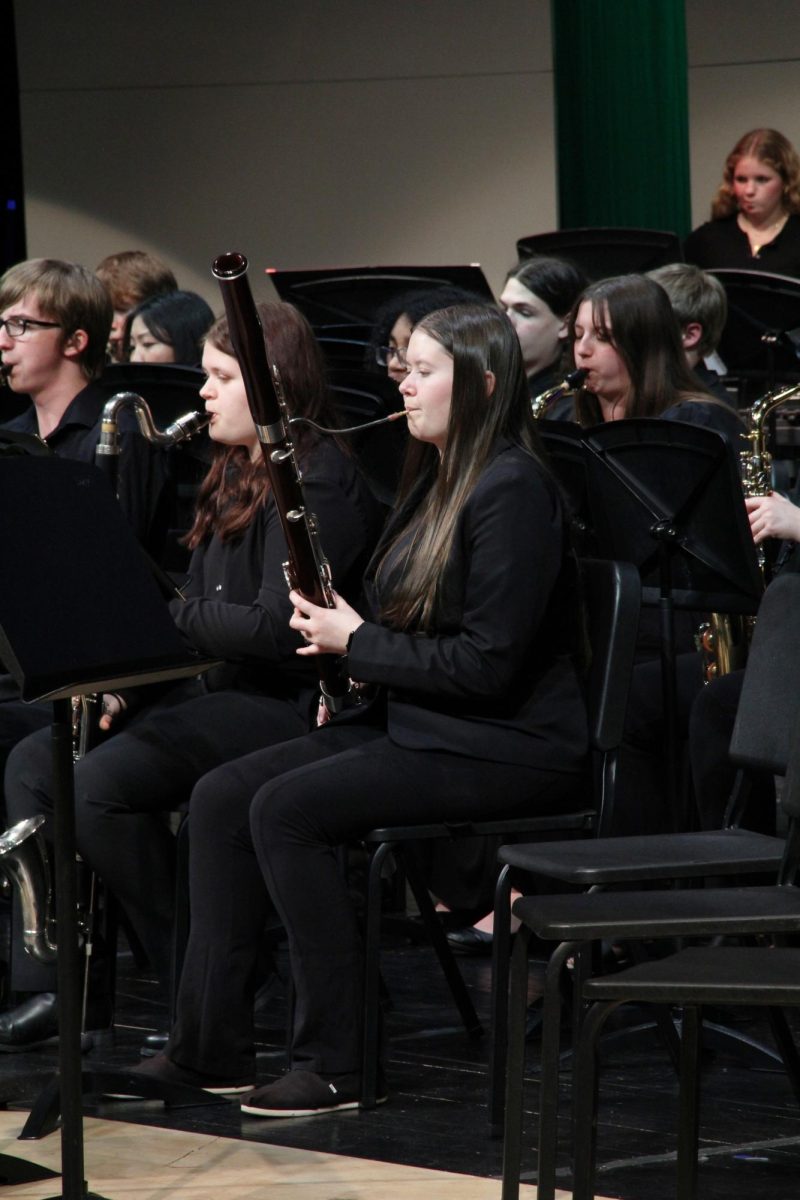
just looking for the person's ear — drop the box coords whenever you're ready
[556,319,569,340]
[681,322,703,352]
[62,328,89,360]
[485,370,496,397]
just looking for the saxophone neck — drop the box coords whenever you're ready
[530,368,587,418]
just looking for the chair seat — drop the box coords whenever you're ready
[582,945,800,1005]
[363,808,595,844]
[514,884,800,941]
[498,828,785,885]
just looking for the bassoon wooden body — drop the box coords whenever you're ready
[212,251,348,711]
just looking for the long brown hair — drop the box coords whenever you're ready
[185,301,337,547]
[375,303,551,630]
[711,128,800,219]
[569,275,718,426]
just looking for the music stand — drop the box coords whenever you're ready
[538,420,595,557]
[328,367,407,505]
[515,227,683,280]
[0,457,226,1199]
[266,264,495,331]
[709,269,800,395]
[578,419,763,819]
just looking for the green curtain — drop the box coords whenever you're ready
[551,0,691,236]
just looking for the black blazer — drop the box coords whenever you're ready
[347,442,587,771]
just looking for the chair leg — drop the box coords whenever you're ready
[361,841,394,1109]
[571,999,623,1200]
[766,1005,800,1108]
[402,847,483,1039]
[501,926,534,1200]
[489,864,513,1134]
[537,939,576,1200]
[676,1005,702,1200]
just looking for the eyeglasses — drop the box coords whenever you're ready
[0,317,62,339]
[375,344,408,368]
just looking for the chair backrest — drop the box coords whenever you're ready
[730,573,800,776]
[515,227,682,281]
[581,558,641,754]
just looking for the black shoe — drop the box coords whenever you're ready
[107,1052,255,1098]
[0,992,58,1050]
[139,1030,169,1058]
[446,926,493,956]
[240,1069,386,1118]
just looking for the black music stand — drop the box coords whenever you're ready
[709,269,800,396]
[0,457,226,1199]
[267,263,495,333]
[96,362,205,426]
[539,420,595,557]
[515,227,683,280]
[327,367,407,504]
[578,419,763,819]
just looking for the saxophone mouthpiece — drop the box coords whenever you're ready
[163,410,212,443]
[565,368,588,389]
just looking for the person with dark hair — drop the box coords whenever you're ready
[95,249,178,361]
[684,128,800,277]
[125,290,214,366]
[568,274,744,445]
[500,256,588,400]
[367,285,492,383]
[1,301,383,1048]
[126,302,588,1110]
[566,275,747,834]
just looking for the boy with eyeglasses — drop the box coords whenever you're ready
[0,257,165,541]
[0,259,170,1046]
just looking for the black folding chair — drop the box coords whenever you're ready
[500,572,800,1200]
[359,558,641,1108]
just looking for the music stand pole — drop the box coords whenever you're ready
[48,697,105,1200]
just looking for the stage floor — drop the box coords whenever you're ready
[1,927,799,1199]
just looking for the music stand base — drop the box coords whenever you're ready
[20,1071,229,1141]
[0,1151,60,1186]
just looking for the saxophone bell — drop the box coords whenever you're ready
[0,816,58,964]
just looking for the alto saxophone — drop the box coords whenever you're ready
[697,380,800,680]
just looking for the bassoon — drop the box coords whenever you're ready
[211,251,349,712]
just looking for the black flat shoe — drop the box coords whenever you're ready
[445,926,493,956]
[0,991,58,1050]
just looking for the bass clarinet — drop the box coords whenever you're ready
[211,251,350,712]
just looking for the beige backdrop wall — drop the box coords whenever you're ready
[13,1,800,307]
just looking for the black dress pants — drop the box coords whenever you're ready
[3,680,309,991]
[168,719,580,1080]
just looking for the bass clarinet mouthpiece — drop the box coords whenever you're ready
[212,252,249,281]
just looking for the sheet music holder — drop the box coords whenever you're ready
[538,420,595,556]
[578,418,763,821]
[708,268,800,394]
[97,362,206,427]
[328,367,408,505]
[516,227,683,280]
[267,264,495,332]
[0,457,224,1199]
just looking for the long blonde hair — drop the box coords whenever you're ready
[375,304,551,631]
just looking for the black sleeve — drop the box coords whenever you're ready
[169,459,377,665]
[347,455,563,700]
